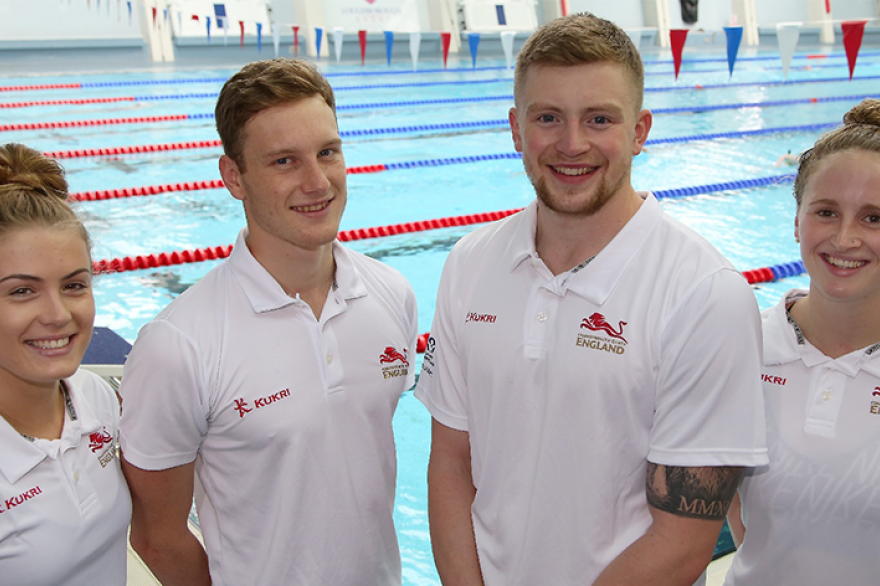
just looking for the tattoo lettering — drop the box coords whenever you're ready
[645,463,743,520]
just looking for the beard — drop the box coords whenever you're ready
[525,160,628,218]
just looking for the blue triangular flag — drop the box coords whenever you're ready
[384,31,394,65]
[468,33,480,68]
[723,26,743,77]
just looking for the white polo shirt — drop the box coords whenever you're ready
[120,228,417,586]
[0,369,131,586]
[725,290,880,585]
[416,194,768,586]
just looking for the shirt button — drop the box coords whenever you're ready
[326,354,333,365]
[537,311,548,322]
[73,471,80,482]
[822,390,832,401]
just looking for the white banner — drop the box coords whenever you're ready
[322,0,426,32]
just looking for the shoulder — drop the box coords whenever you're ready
[67,369,120,419]
[445,209,527,269]
[152,259,233,324]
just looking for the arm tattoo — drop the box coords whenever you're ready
[645,463,743,520]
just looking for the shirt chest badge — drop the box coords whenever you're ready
[89,427,117,468]
[576,312,628,355]
[871,387,880,416]
[380,346,409,379]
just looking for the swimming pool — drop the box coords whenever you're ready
[3,45,879,583]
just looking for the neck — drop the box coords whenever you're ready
[535,188,643,276]
[0,379,65,440]
[247,237,336,320]
[789,292,880,359]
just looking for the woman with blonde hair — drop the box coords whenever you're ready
[726,99,880,584]
[0,143,130,585]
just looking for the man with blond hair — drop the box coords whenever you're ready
[416,14,768,585]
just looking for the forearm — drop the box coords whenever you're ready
[130,522,211,586]
[427,421,484,586]
[591,520,718,586]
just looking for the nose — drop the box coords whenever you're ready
[40,292,73,327]
[832,219,861,251]
[300,158,331,196]
[556,122,591,157]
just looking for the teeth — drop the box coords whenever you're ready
[292,201,330,213]
[551,166,594,176]
[825,255,866,269]
[28,337,71,350]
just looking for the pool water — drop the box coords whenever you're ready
[3,46,879,584]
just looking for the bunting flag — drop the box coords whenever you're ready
[315,27,323,57]
[409,31,421,71]
[333,27,344,63]
[206,17,211,43]
[440,32,451,69]
[468,33,481,68]
[257,22,263,53]
[384,31,394,65]
[293,25,300,57]
[669,29,688,80]
[776,22,801,80]
[841,20,866,79]
[500,31,516,70]
[358,30,367,65]
[723,26,743,77]
[272,24,281,58]
[152,7,157,27]
[192,14,199,21]
[126,1,131,25]
[239,20,245,48]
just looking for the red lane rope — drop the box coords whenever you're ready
[69,166,388,201]
[0,96,136,109]
[0,83,82,92]
[90,208,523,275]
[2,114,188,132]
[47,139,220,159]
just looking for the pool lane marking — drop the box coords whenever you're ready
[3,50,880,92]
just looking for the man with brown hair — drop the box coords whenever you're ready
[416,13,768,585]
[119,59,417,586]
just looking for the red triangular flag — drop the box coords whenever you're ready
[670,29,689,80]
[440,32,451,69]
[152,7,157,27]
[358,30,367,65]
[191,14,199,21]
[239,21,245,49]
[841,20,866,80]
[292,25,300,57]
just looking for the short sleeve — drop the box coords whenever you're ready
[404,285,419,391]
[119,319,210,470]
[414,251,470,431]
[649,269,769,467]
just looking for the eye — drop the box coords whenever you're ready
[537,114,556,124]
[866,214,880,224]
[65,281,89,291]
[591,115,610,125]
[274,157,291,166]
[318,148,334,158]
[10,286,34,296]
[816,209,836,218]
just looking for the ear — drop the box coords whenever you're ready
[632,109,653,156]
[509,107,523,153]
[794,214,800,242]
[219,155,245,202]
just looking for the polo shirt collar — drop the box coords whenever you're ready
[510,193,660,305]
[230,229,367,314]
[0,378,103,485]
[765,289,880,377]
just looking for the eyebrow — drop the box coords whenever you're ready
[0,267,91,284]
[263,137,344,158]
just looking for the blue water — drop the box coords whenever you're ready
[4,46,878,582]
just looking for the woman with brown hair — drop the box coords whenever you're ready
[0,143,130,585]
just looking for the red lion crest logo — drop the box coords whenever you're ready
[580,312,627,343]
[379,346,409,365]
[89,428,113,453]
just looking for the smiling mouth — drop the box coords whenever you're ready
[291,199,331,213]
[550,165,597,177]
[824,254,867,269]
[27,336,72,350]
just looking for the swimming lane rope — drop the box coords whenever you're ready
[41,119,842,161]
